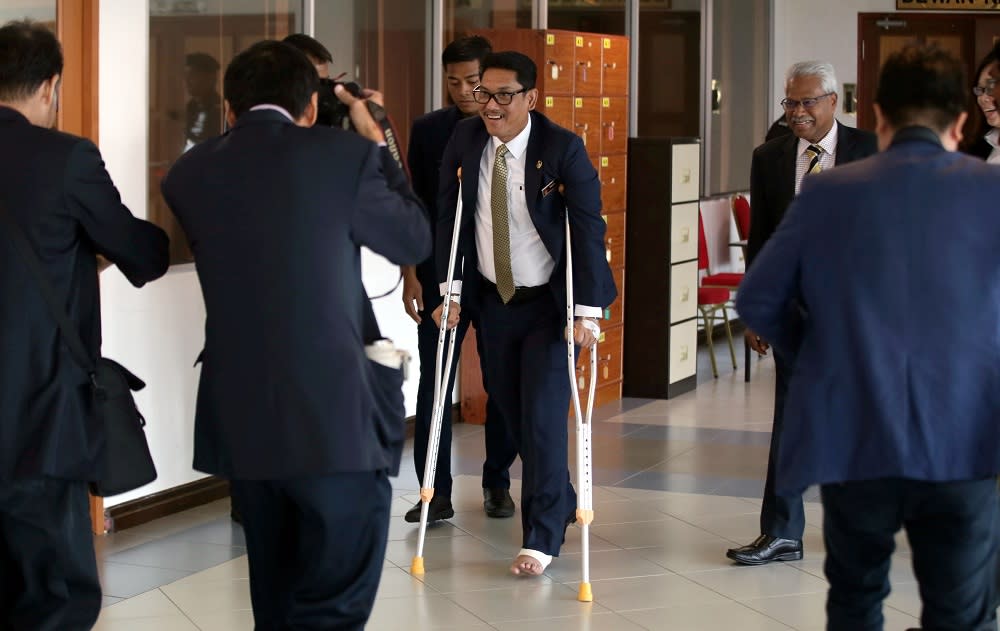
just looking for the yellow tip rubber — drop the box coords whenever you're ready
[577,582,593,602]
[410,556,425,575]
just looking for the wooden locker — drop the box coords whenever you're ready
[603,212,625,269]
[599,154,626,213]
[604,267,625,329]
[573,97,602,156]
[600,96,628,156]
[573,34,602,96]
[542,95,574,131]
[600,35,629,95]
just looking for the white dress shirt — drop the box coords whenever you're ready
[986,129,1000,165]
[795,120,838,195]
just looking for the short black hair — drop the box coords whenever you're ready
[480,51,536,91]
[0,20,63,103]
[185,52,220,74]
[875,44,966,133]
[224,40,318,119]
[442,35,491,67]
[282,33,333,64]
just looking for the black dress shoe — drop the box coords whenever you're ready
[483,488,515,518]
[726,534,803,565]
[404,496,454,523]
[230,506,242,524]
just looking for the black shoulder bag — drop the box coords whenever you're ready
[1,205,156,497]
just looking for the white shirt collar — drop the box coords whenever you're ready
[490,115,532,159]
[986,128,999,150]
[797,119,839,157]
[249,104,295,122]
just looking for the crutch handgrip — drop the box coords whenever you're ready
[419,487,435,502]
[575,508,594,526]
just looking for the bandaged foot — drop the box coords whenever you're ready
[510,548,552,576]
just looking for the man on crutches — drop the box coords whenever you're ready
[431,51,616,579]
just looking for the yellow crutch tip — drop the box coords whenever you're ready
[410,557,425,575]
[577,582,593,602]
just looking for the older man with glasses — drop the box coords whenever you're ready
[726,61,879,567]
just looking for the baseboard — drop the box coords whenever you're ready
[106,477,230,532]
[107,403,462,532]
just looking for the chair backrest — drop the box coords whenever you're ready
[697,211,710,272]
[732,194,751,240]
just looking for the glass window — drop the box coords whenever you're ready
[445,0,533,44]
[0,2,56,26]
[637,0,701,138]
[148,0,305,265]
[547,0,625,36]
[707,0,769,195]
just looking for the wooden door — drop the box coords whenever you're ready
[857,13,1000,131]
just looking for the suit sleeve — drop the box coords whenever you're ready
[350,143,431,265]
[435,132,463,289]
[746,147,772,267]
[65,139,169,287]
[407,120,431,211]
[735,184,808,353]
[563,135,615,310]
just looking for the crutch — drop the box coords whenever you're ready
[565,211,598,602]
[411,169,464,576]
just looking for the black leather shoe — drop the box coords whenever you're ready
[404,496,454,524]
[230,506,242,524]
[483,488,515,518]
[726,534,803,565]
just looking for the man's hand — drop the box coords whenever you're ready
[401,266,423,324]
[745,329,770,356]
[334,85,386,144]
[569,317,599,348]
[432,300,461,330]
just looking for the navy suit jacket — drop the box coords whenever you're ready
[162,110,431,479]
[436,111,616,313]
[408,105,463,311]
[736,127,1000,494]
[0,107,168,481]
[748,122,878,264]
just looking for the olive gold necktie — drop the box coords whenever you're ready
[805,144,823,175]
[491,144,515,303]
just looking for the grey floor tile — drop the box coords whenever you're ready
[157,518,246,547]
[101,596,124,608]
[99,562,192,599]
[105,540,245,573]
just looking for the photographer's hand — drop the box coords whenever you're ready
[334,85,386,144]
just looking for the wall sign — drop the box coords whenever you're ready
[896,0,1000,10]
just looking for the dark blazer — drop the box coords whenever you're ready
[0,106,169,481]
[436,111,616,312]
[747,122,878,264]
[408,105,463,310]
[736,127,1000,494]
[162,110,431,480]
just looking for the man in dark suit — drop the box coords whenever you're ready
[737,44,1000,630]
[0,21,169,630]
[403,35,518,524]
[433,52,616,576]
[727,61,878,566]
[161,41,430,629]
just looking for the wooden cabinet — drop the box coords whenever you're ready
[458,28,630,418]
[624,137,702,399]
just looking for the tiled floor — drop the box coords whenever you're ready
[91,349,946,630]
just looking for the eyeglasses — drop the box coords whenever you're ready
[780,93,834,110]
[973,79,998,97]
[472,86,526,105]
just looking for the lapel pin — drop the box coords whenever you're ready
[536,160,543,169]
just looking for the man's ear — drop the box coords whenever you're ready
[872,103,891,152]
[296,92,318,127]
[224,100,237,129]
[947,110,968,150]
[43,74,60,107]
[526,88,539,111]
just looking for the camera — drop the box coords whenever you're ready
[316,78,363,129]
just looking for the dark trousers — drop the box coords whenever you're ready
[821,478,998,631]
[0,479,101,631]
[413,307,517,497]
[230,471,391,631]
[478,289,575,556]
[760,350,805,539]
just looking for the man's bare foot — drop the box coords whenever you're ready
[510,549,551,576]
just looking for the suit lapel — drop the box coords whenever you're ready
[524,113,545,217]
[778,135,797,209]
[834,121,855,166]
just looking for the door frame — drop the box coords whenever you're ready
[57,0,104,535]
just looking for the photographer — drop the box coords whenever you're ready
[161,40,429,630]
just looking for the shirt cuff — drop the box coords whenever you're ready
[574,305,602,318]
[439,280,463,303]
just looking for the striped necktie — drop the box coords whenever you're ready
[805,144,823,175]
[491,144,515,303]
